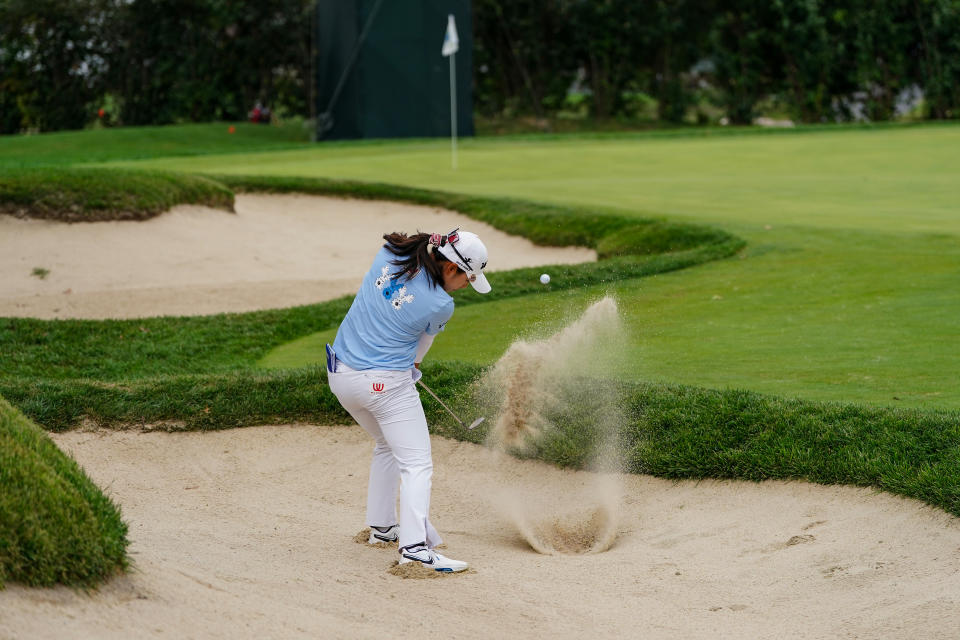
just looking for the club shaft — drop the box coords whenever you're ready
[417,379,465,427]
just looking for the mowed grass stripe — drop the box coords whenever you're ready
[262,228,960,410]
[194,126,960,410]
[0,122,312,168]
[105,124,960,235]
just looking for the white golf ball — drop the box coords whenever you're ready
[540,273,550,284]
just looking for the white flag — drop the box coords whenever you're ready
[442,14,459,57]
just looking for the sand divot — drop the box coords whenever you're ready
[355,530,471,578]
[493,467,623,556]
[353,528,395,549]
[353,528,449,551]
[478,297,628,555]
[533,507,612,555]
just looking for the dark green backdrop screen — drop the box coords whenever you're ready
[316,0,473,140]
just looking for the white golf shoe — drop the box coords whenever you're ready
[368,525,399,545]
[398,544,468,572]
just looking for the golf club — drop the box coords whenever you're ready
[417,379,485,430]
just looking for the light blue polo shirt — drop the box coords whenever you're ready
[332,246,454,370]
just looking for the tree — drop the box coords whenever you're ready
[767,0,836,123]
[567,0,649,118]
[473,0,575,117]
[0,0,116,133]
[708,0,781,123]
[913,0,960,119]
[648,0,714,123]
[848,0,917,121]
[107,0,312,125]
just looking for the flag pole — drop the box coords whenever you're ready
[450,52,457,170]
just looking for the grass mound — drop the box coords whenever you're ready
[0,396,129,588]
[213,174,650,248]
[0,167,233,221]
[595,222,730,258]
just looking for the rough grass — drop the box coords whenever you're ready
[4,362,959,519]
[0,397,129,588]
[0,167,234,221]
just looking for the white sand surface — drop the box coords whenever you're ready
[0,193,595,319]
[1,425,958,640]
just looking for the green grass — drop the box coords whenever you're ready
[111,124,960,235]
[423,226,960,409]
[0,396,129,587]
[5,121,960,412]
[0,121,312,168]
[137,123,960,411]
[0,167,234,221]
[4,359,960,518]
[0,299,351,381]
[262,227,960,410]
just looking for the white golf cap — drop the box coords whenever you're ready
[437,228,491,294]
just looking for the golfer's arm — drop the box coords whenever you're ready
[414,333,435,369]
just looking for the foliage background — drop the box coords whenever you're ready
[1,0,959,133]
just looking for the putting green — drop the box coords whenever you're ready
[105,125,960,235]
[260,223,960,408]
[109,125,960,409]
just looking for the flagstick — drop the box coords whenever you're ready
[450,52,457,171]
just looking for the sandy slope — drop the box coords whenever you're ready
[0,193,595,319]
[1,425,958,640]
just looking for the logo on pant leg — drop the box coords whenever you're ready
[371,382,385,393]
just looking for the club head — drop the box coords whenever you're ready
[467,417,485,430]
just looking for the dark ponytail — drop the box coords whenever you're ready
[382,232,451,288]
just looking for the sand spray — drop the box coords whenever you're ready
[477,296,627,555]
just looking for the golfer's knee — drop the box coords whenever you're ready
[398,453,433,477]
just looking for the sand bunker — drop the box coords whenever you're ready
[0,193,596,319]
[2,425,959,639]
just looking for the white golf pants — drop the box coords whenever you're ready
[327,362,442,550]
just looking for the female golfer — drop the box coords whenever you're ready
[326,228,489,572]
